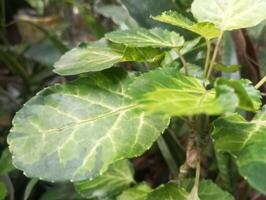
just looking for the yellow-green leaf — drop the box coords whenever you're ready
[152,11,221,40]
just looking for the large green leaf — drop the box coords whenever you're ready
[212,107,266,194]
[191,0,266,31]
[129,67,238,116]
[117,183,152,200]
[152,11,221,40]
[215,78,261,112]
[146,183,188,200]
[74,160,134,199]
[54,40,162,75]
[105,28,184,48]
[8,69,169,181]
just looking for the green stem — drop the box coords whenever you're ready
[175,49,188,75]
[206,33,223,80]
[194,159,201,188]
[203,39,211,79]
[157,136,179,178]
[255,75,266,89]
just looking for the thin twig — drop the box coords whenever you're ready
[206,34,223,79]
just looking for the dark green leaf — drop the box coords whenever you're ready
[0,182,7,200]
[40,184,83,200]
[212,107,266,194]
[0,149,15,175]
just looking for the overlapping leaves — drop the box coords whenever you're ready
[213,107,266,194]
[54,40,162,75]
[8,69,169,181]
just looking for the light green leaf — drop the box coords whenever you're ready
[214,63,240,73]
[0,182,7,200]
[212,107,266,194]
[54,40,124,75]
[74,160,134,199]
[54,40,163,75]
[105,28,184,48]
[146,183,188,200]
[191,0,266,31]
[180,179,234,200]
[215,78,262,112]
[152,11,221,40]
[117,183,152,200]
[129,67,238,116]
[0,149,15,175]
[8,69,169,181]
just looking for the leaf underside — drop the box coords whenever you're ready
[191,0,266,31]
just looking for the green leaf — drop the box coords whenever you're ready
[54,40,123,75]
[40,184,83,200]
[212,107,266,194]
[8,69,169,182]
[95,5,138,29]
[74,160,134,199]
[54,40,163,75]
[214,63,240,73]
[180,179,234,200]
[215,78,262,112]
[152,11,221,40]
[129,67,238,116]
[0,182,7,200]
[117,183,152,200]
[0,149,15,175]
[146,183,188,200]
[191,0,266,31]
[105,28,184,48]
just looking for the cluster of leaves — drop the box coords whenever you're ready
[4,0,266,199]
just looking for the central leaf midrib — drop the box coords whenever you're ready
[38,104,139,134]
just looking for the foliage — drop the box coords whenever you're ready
[2,0,266,199]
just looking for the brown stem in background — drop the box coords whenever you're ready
[231,29,266,100]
